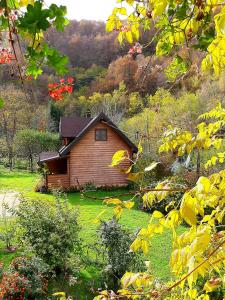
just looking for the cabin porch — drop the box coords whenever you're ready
[45,157,70,189]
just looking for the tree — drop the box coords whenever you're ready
[107,0,225,79]
[0,85,33,170]
[15,129,60,172]
[95,104,225,299]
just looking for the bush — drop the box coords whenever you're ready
[9,256,48,298]
[98,218,144,289]
[0,272,31,300]
[16,192,81,273]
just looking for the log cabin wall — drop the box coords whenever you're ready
[47,174,70,189]
[69,121,132,187]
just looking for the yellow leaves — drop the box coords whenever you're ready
[196,177,211,194]
[104,198,122,205]
[121,272,153,289]
[187,289,198,299]
[143,191,155,207]
[159,127,193,155]
[190,226,211,253]
[103,198,134,219]
[165,209,181,229]
[17,0,34,7]
[215,6,225,35]
[142,181,171,208]
[137,141,143,154]
[110,150,129,167]
[152,210,164,219]
[149,0,168,18]
[130,231,150,254]
[127,172,142,182]
[180,193,198,226]
[52,292,67,300]
[123,200,135,209]
[112,7,127,16]
[125,31,133,44]
[113,205,123,219]
[205,152,225,169]
[93,291,109,300]
[204,278,222,292]
[93,209,106,224]
[202,35,225,76]
[106,14,122,32]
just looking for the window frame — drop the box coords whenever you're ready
[95,128,108,141]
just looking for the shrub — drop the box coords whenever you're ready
[16,192,81,273]
[0,272,31,300]
[9,256,48,298]
[98,218,144,289]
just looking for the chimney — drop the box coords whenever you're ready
[86,109,91,118]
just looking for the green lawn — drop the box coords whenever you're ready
[0,165,180,282]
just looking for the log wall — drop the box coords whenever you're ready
[47,174,70,189]
[69,121,133,187]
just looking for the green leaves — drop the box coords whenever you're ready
[165,55,188,82]
[26,43,69,78]
[18,1,69,33]
[0,98,4,109]
[49,4,69,31]
[18,1,51,33]
[14,1,70,77]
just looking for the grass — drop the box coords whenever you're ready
[0,165,185,292]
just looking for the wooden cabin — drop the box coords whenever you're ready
[39,113,137,189]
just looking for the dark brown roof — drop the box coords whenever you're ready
[60,116,92,138]
[39,152,59,163]
[59,112,138,156]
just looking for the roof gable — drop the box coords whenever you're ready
[59,112,138,156]
[60,116,92,138]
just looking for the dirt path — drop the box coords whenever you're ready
[0,192,20,216]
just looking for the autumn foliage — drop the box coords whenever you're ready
[48,77,74,100]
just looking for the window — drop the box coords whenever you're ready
[95,128,107,141]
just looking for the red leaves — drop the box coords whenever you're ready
[0,272,30,299]
[0,48,14,64]
[48,77,74,101]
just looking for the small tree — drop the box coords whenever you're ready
[98,218,144,290]
[15,129,60,172]
[16,192,80,273]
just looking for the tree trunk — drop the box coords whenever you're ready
[30,154,34,172]
[8,150,13,171]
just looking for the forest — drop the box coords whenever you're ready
[1,18,223,170]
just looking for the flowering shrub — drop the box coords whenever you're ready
[10,257,48,297]
[48,77,74,100]
[0,256,48,299]
[0,272,31,300]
